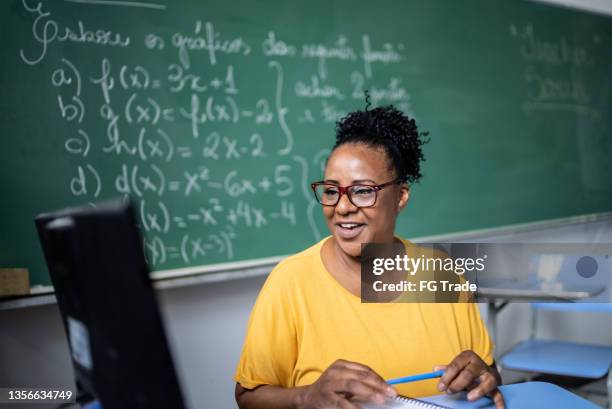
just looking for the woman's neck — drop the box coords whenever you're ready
[322,235,406,299]
[331,239,361,275]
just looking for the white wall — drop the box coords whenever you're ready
[158,275,266,409]
[531,0,612,16]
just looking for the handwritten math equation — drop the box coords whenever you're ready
[19,0,413,269]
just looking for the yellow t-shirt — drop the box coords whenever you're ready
[234,237,494,398]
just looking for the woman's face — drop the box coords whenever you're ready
[322,143,409,258]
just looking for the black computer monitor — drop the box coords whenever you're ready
[35,199,186,409]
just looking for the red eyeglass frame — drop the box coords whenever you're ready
[310,178,405,208]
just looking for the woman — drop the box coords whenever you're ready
[234,105,504,409]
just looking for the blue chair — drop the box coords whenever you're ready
[501,303,612,407]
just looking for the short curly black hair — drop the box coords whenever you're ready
[333,105,429,183]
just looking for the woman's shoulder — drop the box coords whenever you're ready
[273,237,327,273]
[263,237,328,288]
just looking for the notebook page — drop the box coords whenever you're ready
[359,395,450,409]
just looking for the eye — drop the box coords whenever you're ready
[323,186,339,196]
[352,186,375,196]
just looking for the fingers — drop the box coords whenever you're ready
[335,378,388,405]
[437,351,471,392]
[333,360,397,398]
[490,388,506,409]
[335,396,366,409]
[326,359,396,405]
[434,352,504,408]
[433,365,448,372]
[466,371,497,400]
[446,361,483,394]
[303,360,399,409]
[437,351,497,394]
[338,360,388,385]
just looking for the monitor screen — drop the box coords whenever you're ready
[35,199,186,409]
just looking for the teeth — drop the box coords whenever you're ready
[340,223,361,229]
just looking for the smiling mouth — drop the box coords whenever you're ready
[335,222,366,239]
[337,223,364,229]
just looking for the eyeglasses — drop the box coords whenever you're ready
[310,178,405,208]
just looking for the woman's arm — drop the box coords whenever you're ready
[235,359,397,409]
[235,384,305,409]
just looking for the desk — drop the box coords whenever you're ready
[83,382,597,409]
[423,381,600,408]
[82,382,596,409]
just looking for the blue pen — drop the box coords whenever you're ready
[387,369,444,385]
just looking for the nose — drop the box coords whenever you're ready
[334,192,358,215]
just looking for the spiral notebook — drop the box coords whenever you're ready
[360,395,450,409]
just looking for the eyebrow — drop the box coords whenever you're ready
[323,179,377,184]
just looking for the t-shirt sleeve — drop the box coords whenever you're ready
[233,262,299,389]
[466,303,495,365]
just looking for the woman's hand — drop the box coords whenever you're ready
[434,350,505,409]
[295,359,397,409]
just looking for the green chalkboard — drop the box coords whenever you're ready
[2,0,612,288]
